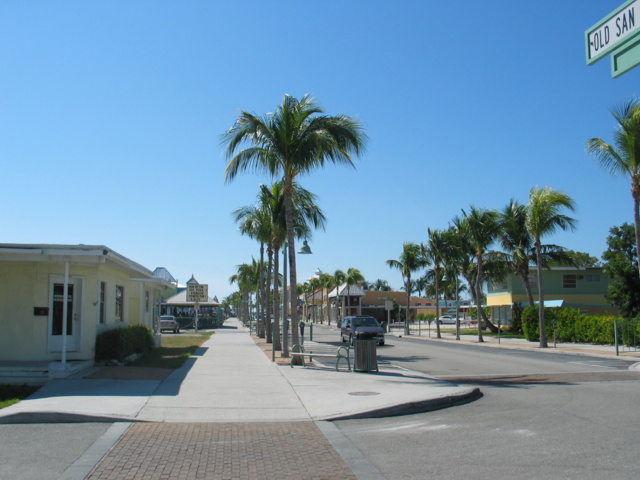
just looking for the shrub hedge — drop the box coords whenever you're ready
[521,306,640,345]
[95,325,155,363]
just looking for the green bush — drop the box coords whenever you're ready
[521,306,556,342]
[510,302,524,335]
[521,307,638,345]
[95,325,154,363]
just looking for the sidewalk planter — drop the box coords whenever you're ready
[353,337,378,372]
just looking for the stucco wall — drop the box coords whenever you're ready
[0,260,163,362]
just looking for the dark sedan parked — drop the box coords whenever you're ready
[341,315,385,346]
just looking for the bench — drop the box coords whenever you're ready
[289,344,351,371]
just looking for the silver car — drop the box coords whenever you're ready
[435,315,457,325]
[160,315,180,333]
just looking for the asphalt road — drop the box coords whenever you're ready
[0,423,111,480]
[308,323,640,479]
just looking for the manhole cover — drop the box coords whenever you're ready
[348,391,380,396]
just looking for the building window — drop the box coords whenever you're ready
[586,274,600,282]
[115,285,124,321]
[563,275,577,289]
[145,290,150,313]
[99,281,106,324]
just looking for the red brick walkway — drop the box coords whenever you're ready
[86,422,358,480]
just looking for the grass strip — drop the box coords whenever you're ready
[0,384,40,409]
[130,332,214,369]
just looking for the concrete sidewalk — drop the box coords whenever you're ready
[387,325,640,362]
[0,319,479,425]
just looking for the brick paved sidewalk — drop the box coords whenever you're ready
[86,422,358,480]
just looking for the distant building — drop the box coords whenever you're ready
[486,266,618,325]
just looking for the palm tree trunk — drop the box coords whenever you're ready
[405,276,410,336]
[535,239,548,348]
[435,270,442,339]
[476,255,484,342]
[633,184,640,281]
[284,181,302,363]
[520,271,535,306]
[272,244,281,351]
[266,247,276,349]
[260,244,270,343]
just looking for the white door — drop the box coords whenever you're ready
[48,276,83,352]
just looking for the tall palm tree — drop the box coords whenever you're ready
[526,186,577,348]
[423,229,449,339]
[258,181,326,350]
[458,206,500,342]
[332,269,346,325]
[387,242,426,335]
[229,261,260,326]
[587,98,640,280]
[223,94,367,360]
[319,272,334,324]
[307,276,323,323]
[499,199,573,307]
[233,202,271,338]
[440,227,468,340]
[344,267,364,317]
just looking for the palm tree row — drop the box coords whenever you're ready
[299,267,366,327]
[233,181,326,350]
[223,94,367,361]
[388,186,576,348]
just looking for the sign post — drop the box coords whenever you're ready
[586,0,640,77]
[187,284,208,332]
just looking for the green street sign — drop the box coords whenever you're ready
[612,34,640,76]
[586,0,640,77]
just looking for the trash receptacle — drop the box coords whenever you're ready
[353,333,378,372]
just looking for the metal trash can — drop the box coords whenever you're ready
[353,334,378,372]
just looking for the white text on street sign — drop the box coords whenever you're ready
[587,0,640,64]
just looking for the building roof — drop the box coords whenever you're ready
[0,243,172,286]
[328,283,365,298]
[163,289,221,306]
[153,267,177,283]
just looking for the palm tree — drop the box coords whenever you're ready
[307,276,323,323]
[233,202,271,338]
[319,272,334,324]
[258,181,326,350]
[387,242,426,335]
[587,98,640,280]
[499,199,573,307]
[229,261,260,326]
[332,269,346,325]
[423,229,449,339]
[459,206,500,342]
[371,278,391,291]
[344,267,364,317]
[440,227,468,340]
[222,94,367,360]
[526,186,577,348]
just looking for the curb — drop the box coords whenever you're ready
[320,387,483,421]
[0,411,145,425]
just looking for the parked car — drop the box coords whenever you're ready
[160,315,180,333]
[435,315,458,325]
[341,315,385,346]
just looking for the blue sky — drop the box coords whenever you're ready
[1,1,638,298]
